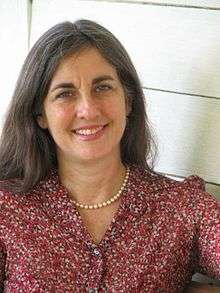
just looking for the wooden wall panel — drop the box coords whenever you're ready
[206,183,220,200]
[146,89,220,184]
[31,0,220,98]
[0,0,29,129]
[128,0,220,9]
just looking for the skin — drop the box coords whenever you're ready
[38,46,130,208]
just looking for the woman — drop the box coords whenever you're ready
[0,19,219,292]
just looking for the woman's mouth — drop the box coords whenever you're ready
[72,124,108,141]
[74,126,104,136]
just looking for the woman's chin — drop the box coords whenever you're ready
[73,150,110,162]
[66,145,120,164]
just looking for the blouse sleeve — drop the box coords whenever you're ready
[183,176,220,278]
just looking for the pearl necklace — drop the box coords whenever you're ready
[73,166,130,209]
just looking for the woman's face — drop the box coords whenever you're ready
[38,46,129,164]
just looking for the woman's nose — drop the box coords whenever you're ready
[75,92,101,120]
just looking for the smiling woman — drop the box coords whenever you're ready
[0,20,219,292]
[0,20,152,193]
[37,47,128,165]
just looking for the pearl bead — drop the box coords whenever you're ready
[73,167,130,209]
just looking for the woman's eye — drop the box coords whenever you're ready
[56,91,73,99]
[95,84,112,92]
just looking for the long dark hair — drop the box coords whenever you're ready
[0,19,157,193]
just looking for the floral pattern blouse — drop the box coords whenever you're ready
[0,165,219,292]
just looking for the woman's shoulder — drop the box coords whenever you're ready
[0,179,31,211]
[131,165,219,226]
[0,168,57,194]
[131,164,217,207]
[131,164,204,190]
[0,170,56,207]
[0,179,20,199]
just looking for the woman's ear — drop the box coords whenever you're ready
[36,114,48,129]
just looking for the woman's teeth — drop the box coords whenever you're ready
[75,126,103,136]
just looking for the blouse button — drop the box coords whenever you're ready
[93,247,101,256]
[87,288,98,293]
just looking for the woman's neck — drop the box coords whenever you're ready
[58,156,126,205]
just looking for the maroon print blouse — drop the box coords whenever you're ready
[0,165,219,292]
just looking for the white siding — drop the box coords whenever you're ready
[31,1,220,97]
[125,0,220,9]
[147,89,220,184]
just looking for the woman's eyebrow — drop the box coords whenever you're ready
[92,75,115,84]
[50,75,115,93]
[50,83,74,93]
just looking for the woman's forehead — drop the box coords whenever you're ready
[57,47,116,76]
[49,47,119,89]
